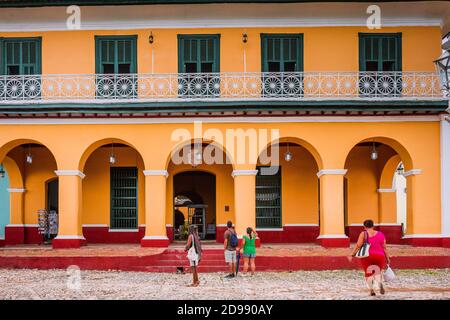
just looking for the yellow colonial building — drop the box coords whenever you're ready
[0,0,449,249]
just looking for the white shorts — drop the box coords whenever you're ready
[224,250,237,263]
[189,259,199,267]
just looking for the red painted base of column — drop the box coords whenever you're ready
[52,238,86,249]
[166,226,174,243]
[0,239,4,247]
[403,237,443,247]
[442,238,450,248]
[5,226,25,245]
[140,238,170,247]
[317,237,350,248]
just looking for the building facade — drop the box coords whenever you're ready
[0,0,449,248]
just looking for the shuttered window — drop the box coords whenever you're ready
[359,33,402,72]
[0,37,41,75]
[256,166,282,228]
[95,36,137,74]
[261,34,303,72]
[178,35,220,73]
[110,167,138,230]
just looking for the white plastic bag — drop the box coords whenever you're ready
[384,265,396,282]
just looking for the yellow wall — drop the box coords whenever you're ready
[0,26,440,75]
[0,120,442,235]
[82,147,145,226]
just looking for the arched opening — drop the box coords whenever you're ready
[344,138,412,243]
[255,138,321,243]
[173,172,215,240]
[167,140,234,243]
[0,140,58,245]
[80,140,145,244]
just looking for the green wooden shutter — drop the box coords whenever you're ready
[110,167,138,230]
[359,33,402,72]
[256,166,282,228]
[1,37,41,75]
[178,34,220,73]
[95,36,137,74]
[261,34,303,72]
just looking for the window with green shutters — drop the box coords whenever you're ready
[177,34,220,97]
[261,34,303,73]
[95,35,137,98]
[0,37,41,75]
[110,167,138,230]
[261,34,303,97]
[256,166,282,228]
[359,33,402,72]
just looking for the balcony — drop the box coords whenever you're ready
[0,72,444,104]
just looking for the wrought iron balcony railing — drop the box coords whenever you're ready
[0,72,443,103]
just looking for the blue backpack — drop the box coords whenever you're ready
[229,231,239,247]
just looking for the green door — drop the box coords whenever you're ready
[95,36,137,98]
[110,167,138,230]
[359,33,402,96]
[178,34,220,97]
[261,34,303,96]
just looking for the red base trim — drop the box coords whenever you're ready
[166,226,174,243]
[257,226,320,243]
[403,237,443,247]
[82,226,145,244]
[216,226,226,243]
[346,225,403,244]
[442,238,450,248]
[317,237,350,248]
[0,239,4,247]
[140,238,170,247]
[52,238,86,249]
[5,226,25,245]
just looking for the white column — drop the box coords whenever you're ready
[441,114,450,239]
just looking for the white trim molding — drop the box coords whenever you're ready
[283,224,319,227]
[402,234,442,239]
[141,236,169,240]
[54,235,86,240]
[143,170,169,178]
[316,234,349,239]
[317,169,348,178]
[109,229,139,233]
[7,188,25,193]
[231,170,258,177]
[82,224,108,228]
[0,115,441,126]
[377,188,396,193]
[165,224,173,227]
[5,224,25,227]
[403,169,423,177]
[256,228,283,231]
[54,170,86,179]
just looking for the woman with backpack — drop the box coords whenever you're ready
[240,227,258,276]
[185,225,202,287]
[350,219,391,296]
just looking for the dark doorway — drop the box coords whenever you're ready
[173,171,216,240]
[46,179,58,212]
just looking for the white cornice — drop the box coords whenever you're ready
[403,169,423,177]
[0,115,441,125]
[316,234,349,239]
[54,235,86,240]
[141,236,169,240]
[231,170,258,177]
[377,188,397,193]
[143,170,169,178]
[54,170,86,179]
[317,169,348,178]
[7,188,25,193]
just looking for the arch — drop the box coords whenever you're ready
[0,139,59,170]
[343,136,413,171]
[2,156,23,189]
[165,138,235,171]
[379,154,402,189]
[256,136,324,170]
[78,138,144,172]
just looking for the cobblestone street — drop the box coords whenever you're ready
[0,268,449,300]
